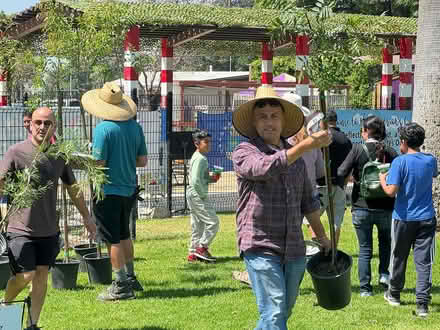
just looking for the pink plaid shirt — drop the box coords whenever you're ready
[232,137,320,262]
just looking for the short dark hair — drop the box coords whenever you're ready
[23,110,32,118]
[326,110,337,122]
[399,122,425,149]
[192,129,211,144]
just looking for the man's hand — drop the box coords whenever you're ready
[83,216,96,240]
[316,236,332,255]
[306,129,332,149]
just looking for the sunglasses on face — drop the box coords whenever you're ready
[254,99,282,109]
[33,120,53,128]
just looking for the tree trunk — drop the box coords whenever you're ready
[412,0,440,214]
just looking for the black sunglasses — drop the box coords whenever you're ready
[254,99,281,109]
[33,120,53,127]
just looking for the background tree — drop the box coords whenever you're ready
[249,56,297,81]
[412,1,440,212]
[289,0,419,17]
[345,59,381,108]
[263,0,387,261]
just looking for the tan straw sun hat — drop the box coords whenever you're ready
[81,82,136,121]
[232,86,304,139]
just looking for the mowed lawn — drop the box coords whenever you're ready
[2,210,440,330]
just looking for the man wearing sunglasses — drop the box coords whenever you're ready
[0,107,96,330]
[231,86,332,329]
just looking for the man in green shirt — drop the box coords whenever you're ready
[186,130,220,263]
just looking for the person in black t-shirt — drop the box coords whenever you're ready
[338,115,398,297]
[315,110,352,247]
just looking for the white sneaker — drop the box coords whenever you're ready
[379,274,390,288]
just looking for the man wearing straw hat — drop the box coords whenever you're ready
[231,86,332,329]
[81,82,148,301]
[0,107,96,330]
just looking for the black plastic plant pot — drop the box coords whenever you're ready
[73,243,97,272]
[0,255,11,290]
[83,252,112,285]
[51,259,80,290]
[306,250,352,310]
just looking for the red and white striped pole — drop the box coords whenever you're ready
[160,37,173,111]
[399,38,413,110]
[295,35,310,108]
[0,70,7,107]
[381,46,393,109]
[261,42,273,87]
[123,26,140,96]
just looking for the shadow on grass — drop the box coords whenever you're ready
[179,273,220,284]
[94,327,169,330]
[299,287,316,296]
[133,257,148,262]
[52,284,95,291]
[139,280,172,287]
[136,233,186,242]
[401,286,440,295]
[214,256,241,264]
[136,286,239,299]
[350,284,389,294]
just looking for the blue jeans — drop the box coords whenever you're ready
[352,208,392,293]
[244,253,306,330]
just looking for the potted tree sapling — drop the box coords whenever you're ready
[264,0,387,309]
[47,135,110,287]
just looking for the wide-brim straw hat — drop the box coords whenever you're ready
[232,86,304,139]
[81,82,136,121]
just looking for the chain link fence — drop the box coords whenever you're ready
[0,89,352,245]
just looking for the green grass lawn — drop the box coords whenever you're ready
[2,210,440,330]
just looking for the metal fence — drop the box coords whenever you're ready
[0,89,352,245]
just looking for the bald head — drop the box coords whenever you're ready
[31,107,56,145]
[32,107,56,122]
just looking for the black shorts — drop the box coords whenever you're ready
[7,232,60,275]
[93,195,134,244]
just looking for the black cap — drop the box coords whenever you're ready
[326,110,337,122]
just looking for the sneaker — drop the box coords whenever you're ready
[360,291,373,297]
[384,291,400,306]
[127,275,144,292]
[204,248,217,260]
[97,280,135,301]
[415,303,429,317]
[24,326,41,330]
[194,247,216,262]
[187,254,198,263]
[379,274,390,288]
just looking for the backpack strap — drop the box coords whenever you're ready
[361,144,372,162]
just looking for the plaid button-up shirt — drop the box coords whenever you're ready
[232,136,320,262]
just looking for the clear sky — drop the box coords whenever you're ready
[1,0,40,14]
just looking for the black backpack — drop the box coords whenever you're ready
[359,144,390,199]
